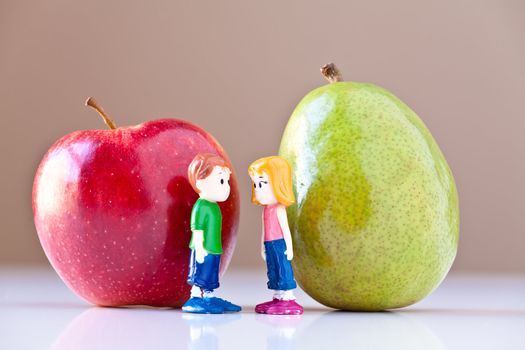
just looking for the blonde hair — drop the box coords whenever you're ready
[248,156,295,207]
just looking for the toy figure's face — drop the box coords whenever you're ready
[196,166,231,202]
[251,171,278,205]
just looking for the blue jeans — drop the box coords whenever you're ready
[265,239,297,291]
[187,249,221,292]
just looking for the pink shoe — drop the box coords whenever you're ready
[265,299,304,315]
[255,299,279,314]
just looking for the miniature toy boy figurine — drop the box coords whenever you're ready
[249,156,303,315]
[182,153,241,314]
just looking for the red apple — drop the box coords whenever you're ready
[32,98,239,307]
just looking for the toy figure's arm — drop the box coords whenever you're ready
[192,229,208,264]
[261,211,266,261]
[276,205,293,261]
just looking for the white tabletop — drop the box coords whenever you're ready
[1,266,524,350]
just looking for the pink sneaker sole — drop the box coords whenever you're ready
[265,299,304,315]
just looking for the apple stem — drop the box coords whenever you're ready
[320,63,343,83]
[85,97,117,129]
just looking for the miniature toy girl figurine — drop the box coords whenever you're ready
[182,153,241,314]
[249,156,303,315]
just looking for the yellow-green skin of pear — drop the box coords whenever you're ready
[279,82,459,311]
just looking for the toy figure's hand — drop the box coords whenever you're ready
[285,249,293,261]
[261,248,266,261]
[195,247,208,264]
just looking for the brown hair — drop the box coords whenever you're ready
[188,153,229,193]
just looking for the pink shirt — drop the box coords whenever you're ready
[264,204,284,241]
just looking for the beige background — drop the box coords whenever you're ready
[1,0,523,271]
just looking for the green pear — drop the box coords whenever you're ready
[279,64,459,311]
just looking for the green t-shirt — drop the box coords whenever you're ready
[189,198,223,254]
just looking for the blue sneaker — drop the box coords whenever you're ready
[182,297,224,314]
[208,297,242,312]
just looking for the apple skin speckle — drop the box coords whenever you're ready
[33,119,239,307]
[279,82,459,311]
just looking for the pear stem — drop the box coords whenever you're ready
[85,97,117,129]
[320,63,343,83]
